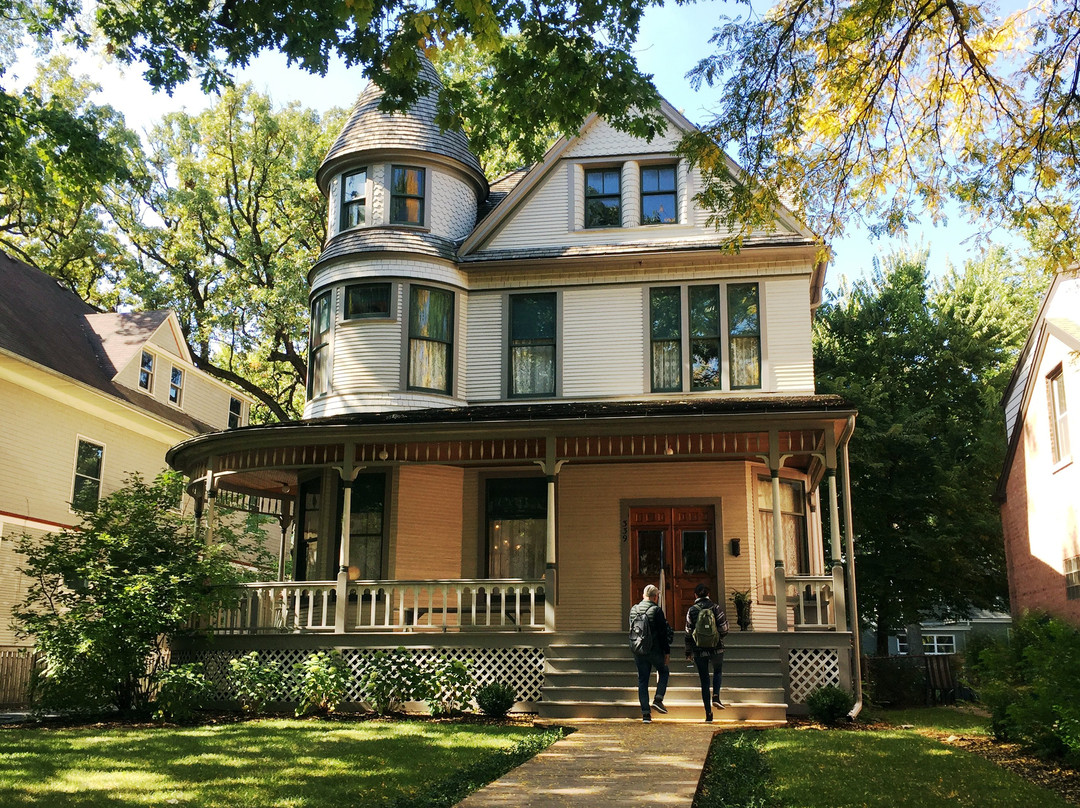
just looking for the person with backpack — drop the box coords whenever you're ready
[628,584,673,722]
[685,583,729,722]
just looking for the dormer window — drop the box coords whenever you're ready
[169,366,184,405]
[341,169,367,230]
[390,166,425,225]
[641,165,677,224]
[584,169,621,228]
[139,351,155,391]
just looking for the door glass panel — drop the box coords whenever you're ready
[682,530,708,574]
[638,530,664,576]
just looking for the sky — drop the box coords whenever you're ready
[12,0,1026,292]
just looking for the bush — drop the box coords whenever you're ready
[424,658,476,717]
[970,611,1080,761]
[229,652,281,714]
[359,648,424,715]
[807,684,855,725]
[153,663,212,722]
[476,681,517,718]
[294,651,351,716]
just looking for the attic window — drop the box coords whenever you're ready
[228,396,244,428]
[139,351,155,392]
[341,169,367,230]
[169,367,184,405]
[641,165,677,224]
[584,169,621,228]
[390,166,425,225]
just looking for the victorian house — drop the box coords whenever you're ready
[167,61,860,720]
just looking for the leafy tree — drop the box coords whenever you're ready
[683,0,1080,265]
[110,87,347,421]
[813,250,1043,654]
[13,472,245,715]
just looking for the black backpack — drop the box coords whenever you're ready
[629,605,654,655]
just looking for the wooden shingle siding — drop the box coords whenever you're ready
[311,259,467,294]
[430,170,479,240]
[327,175,340,234]
[464,293,504,401]
[555,462,753,631]
[763,277,815,392]
[562,286,645,397]
[392,466,465,579]
[620,161,640,228]
[563,116,681,158]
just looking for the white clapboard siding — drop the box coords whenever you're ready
[562,286,645,397]
[465,293,504,401]
[176,375,235,430]
[487,163,571,251]
[332,320,404,392]
[763,277,815,393]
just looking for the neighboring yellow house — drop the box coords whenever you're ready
[0,251,255,647]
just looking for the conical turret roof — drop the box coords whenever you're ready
[317,57,487,195]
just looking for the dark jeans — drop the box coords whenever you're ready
[694,653,723,711]
[634,654,670,716]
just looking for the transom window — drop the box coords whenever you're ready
[487,477,547,579]
[341,169,367,230]
[390,166,425,225]
[139,351,154,391]
[584,169,621,228]
[1049,367,1071,465]
[509,293,556,397]
[228,396,244,428]
[756,476,809,597]
[641,165,677,224]
[408,286,453,393]
[72,438,104,512]
[649,287,682,392]
[344,283,391,320]
[169,367,184,405]
[307,291,332,398]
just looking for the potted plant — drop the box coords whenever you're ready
[731,589,752,631]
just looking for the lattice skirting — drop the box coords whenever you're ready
[788,648,841,704]
[173,646,545,704]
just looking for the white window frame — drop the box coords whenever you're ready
[922,634,956,655]
[139,350,155,392]
[168,366,184,406]
[71,436,105,513]
[340,167,368,232]
[228,396,246,429]
[1049,366,1071,467]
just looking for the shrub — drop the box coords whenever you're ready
[425,658,476,717]
[807,684,855,725]
[294,651,351,716]
[359,648,424,715]
[229,652,281,714]
[153,663,212,722]
[476,681,517,718]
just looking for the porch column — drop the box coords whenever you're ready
[545,474,557,632]
[335,446,361,634]
[204,463,218,546]
[771,468,788,632]
[827,468,848,632]
[277,498,293,582]
[841,416,864,716]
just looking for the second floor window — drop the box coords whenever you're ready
[344,283,391,320]
[584,169,621,228]
[690,286,721,390]
[509,293,556,397]
[139,351,154,391]
[1049,367,1071,465]
[169,367,184,405]
[650,287,681,392]
[641,165,677,224]
[390,166,425,225]
[72,438,104,512]
[408,286,453,393]
[307,291,332,398]
[341,169,366,230]
[228,396,244,428]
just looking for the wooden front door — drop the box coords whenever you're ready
[629,505,717,631]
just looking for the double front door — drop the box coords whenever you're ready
[629,505,717,631]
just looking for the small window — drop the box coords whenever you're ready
[168,367,184,405]
[895,635,910,655]
[390,166,425,225]
[139,351,154,392]
[340,169,367,230]
[641,165,677,224]
[228,397,244,428]
[408,286,453,393]
[923,634,956,655]
[728,283,761,389]
[650,287,682,392]
[690,285,721,390]
[1066,555,1080,600]
[584,168,621,228]
[72,438,104,512]
[509,293,556,397]
[307,291,332,398]
[344,283,391,320]
[487,477,547,579]
[1049,367,1071,465]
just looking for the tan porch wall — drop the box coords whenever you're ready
[555,461,755,632]
[391,466,465,579]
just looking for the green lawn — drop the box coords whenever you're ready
[0,718,562,808]
[696,708,1072,808]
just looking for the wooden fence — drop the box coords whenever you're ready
[0,646,37,707]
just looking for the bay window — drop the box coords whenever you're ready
[408,285,453,393]
[307,290,332,398]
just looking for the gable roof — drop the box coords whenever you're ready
[0,251,215,433]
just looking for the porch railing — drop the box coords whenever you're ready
[192,579,546,635]
[785,575,836,630]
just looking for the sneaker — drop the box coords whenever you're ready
[652,699,668,714]
[713,697,725,709]
[642,714,652,723]
[705,714,714,723]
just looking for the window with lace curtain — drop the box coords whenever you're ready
[755,476,808,598]
[509,292,556,397]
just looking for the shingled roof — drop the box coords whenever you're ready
[316,57,487,196]
[0,251,214,433]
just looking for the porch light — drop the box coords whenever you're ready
[729,538,741,557]
[378,449,389,460]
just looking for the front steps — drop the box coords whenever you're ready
[536,631,788,722]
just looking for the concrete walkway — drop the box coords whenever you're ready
[456,719,723,807]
